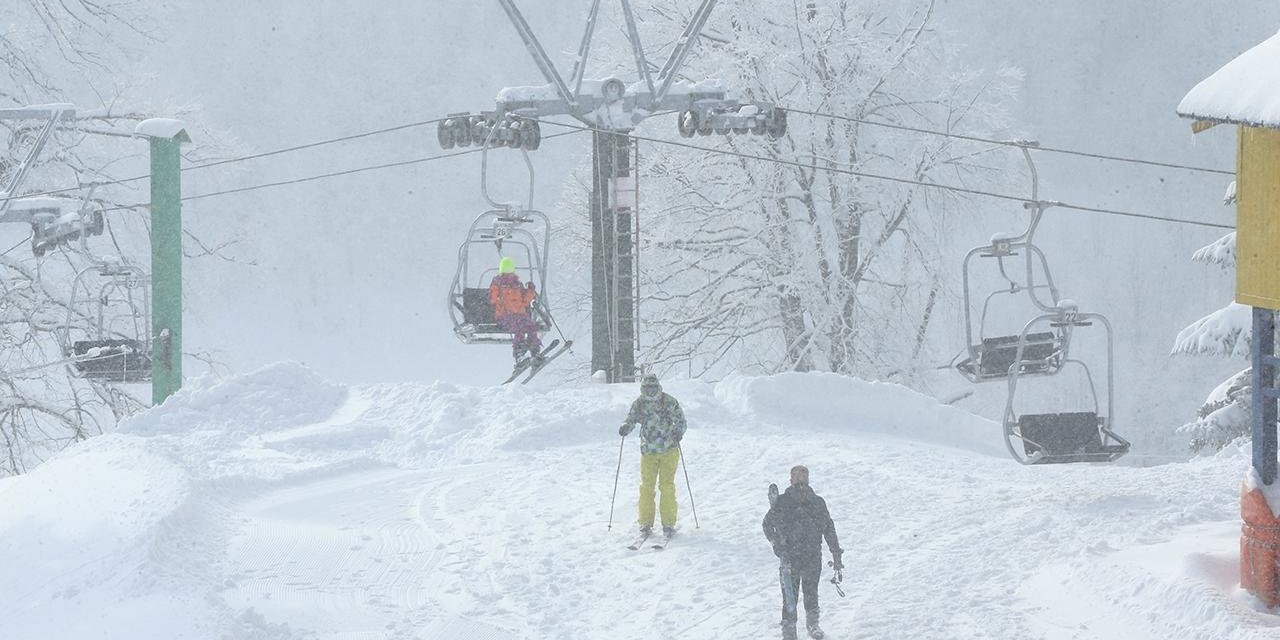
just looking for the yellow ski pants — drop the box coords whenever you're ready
[638,448,680,528]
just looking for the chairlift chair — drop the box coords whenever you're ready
[1001,304,1130,465]
[448,208,554,344]
[447,115,564,346]
[954,230,1069,382]
[955,144,1071,384]
[60,261,152,383]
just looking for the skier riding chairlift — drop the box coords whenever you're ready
[444,113,568,381]
[489,255,543,366]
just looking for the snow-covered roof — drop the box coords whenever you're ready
[1178,30,1280,129]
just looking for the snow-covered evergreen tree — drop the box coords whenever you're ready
[1171,182,1248,452]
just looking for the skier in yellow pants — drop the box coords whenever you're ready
[619,374,687,541]
[639,447,681,531]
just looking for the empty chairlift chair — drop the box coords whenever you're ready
[61,261,152,383]
[1001,304,1130,464]
[955,144,1075,384]
[955,230,1069,382]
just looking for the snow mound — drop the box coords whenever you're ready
[0,365,1268,638]
[120,361,347,437]
[0,436,190,591]
[715,372,1005,457]
[0,435,234,638]
[359,381,641,465]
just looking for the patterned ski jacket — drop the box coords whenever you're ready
[762,483,842,572]
[620,392,687,455]
[489,273,536,318]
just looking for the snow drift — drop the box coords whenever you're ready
[0,363,1274,639]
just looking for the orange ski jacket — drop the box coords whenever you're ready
[489,273,536,317]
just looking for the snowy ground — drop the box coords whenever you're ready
[1,363,1277,639]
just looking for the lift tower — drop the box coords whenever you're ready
[439,0,786,382]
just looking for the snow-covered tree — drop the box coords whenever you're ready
[583,0,1020,379]
[0,1,228,475]
[1171,183,1248,453]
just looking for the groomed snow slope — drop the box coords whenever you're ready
[1,363,1277,639]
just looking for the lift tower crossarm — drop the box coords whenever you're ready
[0,105,76,120]
[619,0,656,98]
[493,0,729,129]
[497,0,578,110]
[0,105,75,220]
[652,0,717,104]
[569,0,605,98]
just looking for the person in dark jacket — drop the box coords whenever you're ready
[762,465,842,640]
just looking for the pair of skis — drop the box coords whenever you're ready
[626,529,673,551]
[502,339,573,384]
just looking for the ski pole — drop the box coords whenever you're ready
[608,435,625,530]
[678,444,699,529]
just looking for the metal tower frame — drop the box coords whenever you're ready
[446,0,783,382]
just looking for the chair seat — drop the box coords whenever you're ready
[979,331,1058,377]
[1018,411,1129,464]
[72,339,151,382]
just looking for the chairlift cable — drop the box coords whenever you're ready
[0,117,451,204]
[182,117,449,172]
[530,117,1235,231]
[1,232,32,256]
[5,109,1233,230]
[780,106,1235,176]
[95,130,586,212]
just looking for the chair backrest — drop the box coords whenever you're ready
[462,288,496,325]
[71,339,151,382]
[1018,411,1101,457]
[980,331,1058,376]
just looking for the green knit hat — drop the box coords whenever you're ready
[499,256,516,274]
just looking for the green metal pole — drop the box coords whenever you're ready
[146,130,187,404]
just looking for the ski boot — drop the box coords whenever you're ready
[806,613,824,639]
[781,621,798,640]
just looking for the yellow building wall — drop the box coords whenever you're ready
[1236,125,1280,309]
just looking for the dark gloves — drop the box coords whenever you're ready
[831,551,844,571]
[619,422,634,437]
